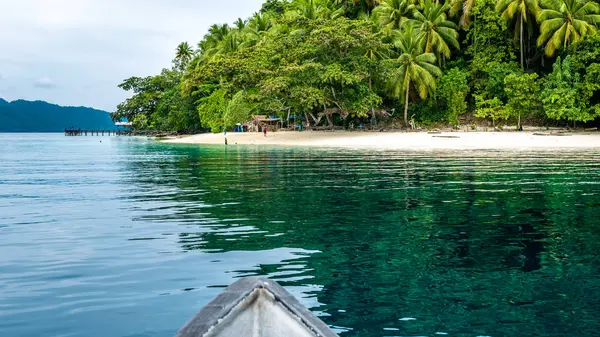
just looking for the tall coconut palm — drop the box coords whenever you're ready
[233,18,248,31]
[496,0,540,68]
[412,0,460,59]
[292,0,344,19]
[537,0,600,56]
[359,7,390,63]
[449,0,475,28]
[293,0,318,18]
[218,32,244,55]
[197,24,235,63]
[175,42,194,69]
[355,0,380,15]
[199,24,231,53]
[198,25,246,63]
[389,27,442,126]
[335,0,380,15]
[373,0,417,30]
[244,12,275,47]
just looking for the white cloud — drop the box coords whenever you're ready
[34,77,57,89]
[0,0,265,111]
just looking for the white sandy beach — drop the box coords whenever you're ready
[164,131,600,150]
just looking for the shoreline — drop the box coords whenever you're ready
[162,131,600,150]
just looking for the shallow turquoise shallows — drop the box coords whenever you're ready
[1,133,600,337]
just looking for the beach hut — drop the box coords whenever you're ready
[252,115,282,132]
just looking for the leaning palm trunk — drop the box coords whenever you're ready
[404,79,410,127]
[520,15,524,68]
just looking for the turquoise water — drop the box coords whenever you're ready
[1,133,600,337]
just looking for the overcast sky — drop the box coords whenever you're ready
[0,0,265,111]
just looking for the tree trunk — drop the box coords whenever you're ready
[305,113,311,128]
[426,34,432,53]
[324,104,333,128]
[518,113,521,131]
[309,112,323,126]
[404,79,410,127]
[542,53,545,67]
[520,15,524,69]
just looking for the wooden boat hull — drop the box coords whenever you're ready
[175,277,339,337]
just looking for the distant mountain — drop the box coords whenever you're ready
[0,99,118,132]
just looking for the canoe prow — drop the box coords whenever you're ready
[175,277,339,337]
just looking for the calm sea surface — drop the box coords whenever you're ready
[1,133,600,337]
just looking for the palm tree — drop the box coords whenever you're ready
[354,0,380,15]
[218,32,244,55]
[249,12,274,32]
[496,0,540,68]
[334,0,380,15]
[449,0,475,28]
[389,27,442,126]
[373,0,417,30]
[234,18,248,31]
[537,0,600,56]
[199,24,231,53]
[292,0,344,19]
[175,42,194,69]
[244,12,275,47]
[412,0,460,60]
[197,24,237,63]
[293,0,317,18]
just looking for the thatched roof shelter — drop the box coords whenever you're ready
[253,115,282,123]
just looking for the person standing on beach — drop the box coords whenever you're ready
[263,126,267,138]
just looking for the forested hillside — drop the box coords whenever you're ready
[111,0,600,132]
[0,99,117,132]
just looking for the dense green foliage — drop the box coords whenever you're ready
[0,99,117,132]
[436,67,469,124]
[112,0,600,131]
[505,72,541,129]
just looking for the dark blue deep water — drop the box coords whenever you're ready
[1,133,600,337]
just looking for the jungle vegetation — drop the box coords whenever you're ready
[111,0,600,131]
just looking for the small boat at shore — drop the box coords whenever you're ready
[175,277,339,337]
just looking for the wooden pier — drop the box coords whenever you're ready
[64,129,131,136]
[64,128,182,137]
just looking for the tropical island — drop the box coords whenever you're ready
[111,0,600,145]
